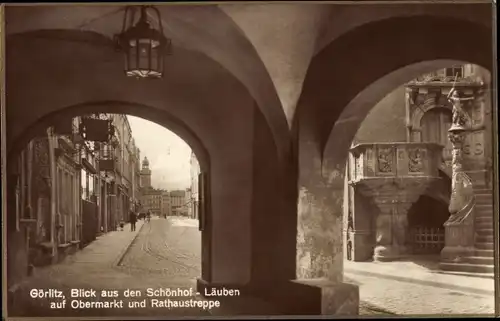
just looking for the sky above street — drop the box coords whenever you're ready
[127,115,192,190]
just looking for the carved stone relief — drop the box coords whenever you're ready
[377,148,393,173]
[355,156,363,179]
[472,102,483,125]
[366,148,375,175]
[349,155,356,181]
[472,132,485,157]
[408,148,424,172]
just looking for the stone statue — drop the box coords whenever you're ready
[447,89,474,128]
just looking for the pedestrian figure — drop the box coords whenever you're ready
[146,210,151,223]
[130,209,137,232]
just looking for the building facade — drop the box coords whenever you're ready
[8,114,141,283]
[161,191,171,217]
[343,64,494,274]
[170,190,187,216]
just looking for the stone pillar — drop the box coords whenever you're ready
[348,186,375,262]
[47,129,58,263]
[109,194,117,231]
[372,200,413,261]
[103,182,108,233]
[288,138,359,315]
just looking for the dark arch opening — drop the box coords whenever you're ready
[408,169,451,257]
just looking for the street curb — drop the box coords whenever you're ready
[360,301,397,315]
[113,222,146,267]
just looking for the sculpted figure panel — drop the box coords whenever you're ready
[408,148,424,173]
[377,148,393,173]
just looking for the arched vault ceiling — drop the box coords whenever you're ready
[218,2,491,128]
[5,4,291,160]
[220,4,331,127]
[5,3,493,156]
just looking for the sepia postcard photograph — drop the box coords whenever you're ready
[1,1,498,319]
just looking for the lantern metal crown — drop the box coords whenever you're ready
[115,5,172,79]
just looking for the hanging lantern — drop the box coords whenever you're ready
[79,114,115,143]
[115,5,172,79]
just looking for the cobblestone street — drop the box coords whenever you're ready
[118,216,201,287]
[8,217,211,318]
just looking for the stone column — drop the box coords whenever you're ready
[103,182,108,233]
[348,186,376,262]
[373,199,414,261]
[47,129,58,263]
[96,152,102,234]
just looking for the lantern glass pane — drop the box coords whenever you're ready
[125,38,162,78]
[126,45,139,77]
[150,47,160,71]
[137,42,151,71]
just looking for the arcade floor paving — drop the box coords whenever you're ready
[9,217,495,318]
[344,259,496,316]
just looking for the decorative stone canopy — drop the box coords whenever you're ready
[349,142,443,261]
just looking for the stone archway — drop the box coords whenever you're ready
[5,100,214,284]
[4,22,296,301]
[292,14,492,301]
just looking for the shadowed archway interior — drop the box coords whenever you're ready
[292,14,492,284]
[5,21,296,302]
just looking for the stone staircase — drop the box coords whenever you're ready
[440,187,495,274]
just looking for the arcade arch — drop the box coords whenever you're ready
[5,25,294,302]
[293,15,492,282]
[4,4,291,161]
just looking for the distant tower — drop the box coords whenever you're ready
[140,156,152,188]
